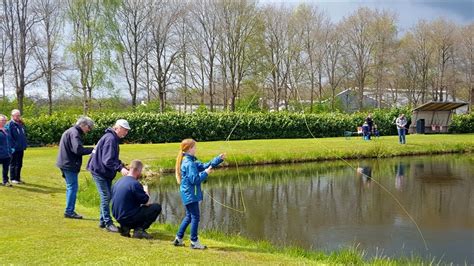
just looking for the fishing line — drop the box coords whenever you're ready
[293,82,429,250]
[204,57,285,214]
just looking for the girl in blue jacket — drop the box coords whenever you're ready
[173,139,225,249]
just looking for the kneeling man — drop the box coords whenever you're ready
[111,160,161,239]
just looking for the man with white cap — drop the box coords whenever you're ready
[87,119,131,232]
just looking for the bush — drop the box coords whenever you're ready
[23,108,417,146]
[449,113,474,133]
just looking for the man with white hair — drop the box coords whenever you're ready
[56,116,94,219]
[87,119,130,233]
[5,109,27,184]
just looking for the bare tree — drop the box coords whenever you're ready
[372,10,397,107]
[261,5,290,111]
[217,0,259,111]
[33,0,63,115]
[324,22,348,110]
[430,18,457,102]
[2,0,42,112]
[341,7,377,110]
[149,0,183,113]
[116,0,152,107]
[458,23,473,111]
[0,11,10,100]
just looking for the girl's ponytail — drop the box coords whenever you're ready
[175,151,184,184]
[175,138,196,184]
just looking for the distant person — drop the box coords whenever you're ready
[173,139,225,249]
[362,122,371,140]
[0,114,13,187]
[365,113,374,134]
[56,116,94,219]
[373,124,380,138]
[87,119,131,233]
[395,114,407,144]
[112,160,161,239]
[6,109,27,184]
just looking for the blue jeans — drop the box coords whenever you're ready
[62,169,79,215]
[398,128,406,144]
[177,201,200,242]
[92,174,113,226]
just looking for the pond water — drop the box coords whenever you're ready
[150,154,474,264]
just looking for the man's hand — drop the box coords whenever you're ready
[143,184,149,195]
[219,153,226,160]
[205,166,213,175]
[121,167,129,176]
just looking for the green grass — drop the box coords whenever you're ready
[1,134,472,264]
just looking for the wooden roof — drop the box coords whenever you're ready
[413,101,468,111]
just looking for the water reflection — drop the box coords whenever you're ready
[151,154,474,264]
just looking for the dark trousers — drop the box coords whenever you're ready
[119,203,162,230]
[0,157,10,184]
[10,150,24,181]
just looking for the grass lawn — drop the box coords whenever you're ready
[0,134,472,264]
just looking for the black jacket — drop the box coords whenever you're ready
[56,125,93,173]
[86,128,123,179]
[6,120,27,151]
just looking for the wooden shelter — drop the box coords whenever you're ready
[409,101,468,134]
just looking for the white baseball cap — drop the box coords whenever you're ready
[115,119,131,130]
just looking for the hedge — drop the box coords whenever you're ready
[449,113,474,133]
[21,109,421,146]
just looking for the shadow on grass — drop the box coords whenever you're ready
[12,182,64,194]
[211,246,263,253]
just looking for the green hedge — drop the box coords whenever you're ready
[449,113,474,133]
[24,109,412,145]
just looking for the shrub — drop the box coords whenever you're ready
[449,113,474,133]
[23,108,420,146]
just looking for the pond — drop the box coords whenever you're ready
[150,154,474,264]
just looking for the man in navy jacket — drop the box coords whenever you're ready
[112,160,161,239]
[56,116,94,219]
[6,109,27,184]
[87,119,130,233]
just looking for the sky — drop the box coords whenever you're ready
[259,0,474,32]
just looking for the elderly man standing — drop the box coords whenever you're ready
[6,109,27,184]
[112,160,161,239]
[87,119,130,232]
[56,116,94,219]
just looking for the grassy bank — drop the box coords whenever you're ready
[1,134,471,264]
[130,134,474,172]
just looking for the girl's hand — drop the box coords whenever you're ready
[205,166,213,175]
[219,153,226,160]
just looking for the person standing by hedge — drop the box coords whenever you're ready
[6,109,27,184]
[87,119,130,233]
[0,114,13,187]
[365,113,374,135]
[396,113,407,144]
[56,116,94,219]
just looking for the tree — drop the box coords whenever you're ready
[0,11,10,100]
[149,0,183,113]
[2,0,42,113]
[341,7,377,110]
[33,0,64,115]
[116,0,152,107]
[458,23,473,111]
[217,0,259,111]
[66,0,120,114]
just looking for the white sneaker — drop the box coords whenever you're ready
[190,240,207,250]
[172,237,184,246]
[11,180,21,184]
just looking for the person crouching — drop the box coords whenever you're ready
[111,160,161,239]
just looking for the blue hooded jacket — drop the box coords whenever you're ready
[86,128,124,179]
[5,120,27,151]
[179,154,223,206]
[0,129,13,159]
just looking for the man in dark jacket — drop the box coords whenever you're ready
[56,116,94,219]
[112,160,161,239]
[6,109,27,184]
[87,119,130,233]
